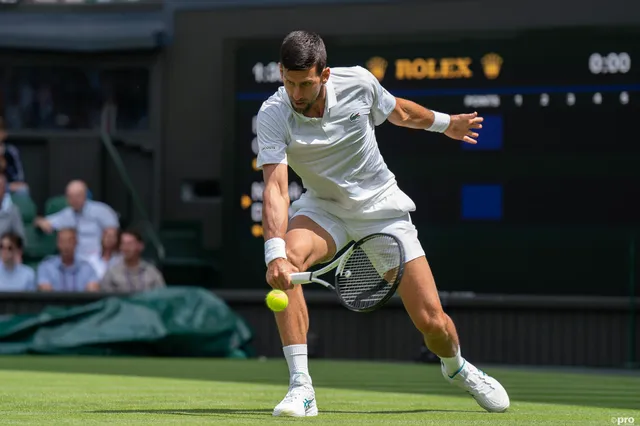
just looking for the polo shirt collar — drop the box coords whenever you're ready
[325,79,337,110]
[73,201,89,216]
[56,257,79,273]
[124,259,148,272]
[287,81,336,122]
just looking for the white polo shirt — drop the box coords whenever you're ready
[256,66,402,214]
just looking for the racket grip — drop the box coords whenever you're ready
[290,272,312,285]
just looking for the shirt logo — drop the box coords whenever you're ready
[349,112,361,122]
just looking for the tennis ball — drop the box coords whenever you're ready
[266,289,289,312]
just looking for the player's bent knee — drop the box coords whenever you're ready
[285,241,311,271]
[414,309,448,337]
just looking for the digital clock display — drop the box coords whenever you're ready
[589,52,631,75]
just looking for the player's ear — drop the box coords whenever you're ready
[321,67,330,84]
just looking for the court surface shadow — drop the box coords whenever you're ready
[91,408,478,416]
[0,356,638,411]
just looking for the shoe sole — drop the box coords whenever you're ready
[477,402,509,413]
[273,406,318,417]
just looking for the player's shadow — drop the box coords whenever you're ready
[92,408,480,417]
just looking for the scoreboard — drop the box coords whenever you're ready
[227,26,640,295]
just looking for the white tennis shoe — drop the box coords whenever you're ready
[272,373,318,417]
[442,360,510,413]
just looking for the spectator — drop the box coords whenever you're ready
[0,232,36,291]
[0,116,29,193]
[101,228,165,292]
[94,227,122,279]
[34,179,119,273]
[37,228,99,292]
[0,174,25,241]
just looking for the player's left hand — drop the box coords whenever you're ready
[444,111,483,144]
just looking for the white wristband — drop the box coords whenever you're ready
[426,111,451,133]
[265,237,287,266]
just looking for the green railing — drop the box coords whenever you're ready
[99,130,165,262]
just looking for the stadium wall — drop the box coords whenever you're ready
[0,292,637,368]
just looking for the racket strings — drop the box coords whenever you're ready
[336,235,402,310]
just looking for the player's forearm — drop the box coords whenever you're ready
[388,97,448,130]
[262,182,290,241]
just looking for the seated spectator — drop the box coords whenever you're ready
[37,228,99,292]
[0,117,29,194]
[34,179,119,272]
[101,229,165,292]
[94,227,122,278]
[0,232,36,291]
[0,174,25,241]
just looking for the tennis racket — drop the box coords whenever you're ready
[289,233,405,313]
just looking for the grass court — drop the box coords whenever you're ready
[0,356,638,425]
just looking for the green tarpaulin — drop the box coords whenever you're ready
[0,287,254,358]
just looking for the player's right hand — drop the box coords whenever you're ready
[266,258,299,291]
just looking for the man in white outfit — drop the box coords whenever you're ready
[257,30,510,417]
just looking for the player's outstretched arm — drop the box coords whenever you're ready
[262,163,290,242]
[387,97,484,144]
[262,163,298,290]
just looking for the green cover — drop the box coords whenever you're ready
[0,287,254,358]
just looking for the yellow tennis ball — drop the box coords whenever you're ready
[266,290,289,312]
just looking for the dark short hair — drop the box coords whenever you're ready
[280,30,327,75]
[1,232,23,250]
[122,228,144,243]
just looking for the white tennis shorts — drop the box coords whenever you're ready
[289,187,426,264]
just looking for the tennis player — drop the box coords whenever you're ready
[257,30,510,417]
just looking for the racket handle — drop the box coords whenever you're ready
[290,272,312,285]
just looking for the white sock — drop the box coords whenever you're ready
[439,346,465,377]
[283,344,310,381]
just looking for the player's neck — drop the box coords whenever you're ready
[303,85,326,118]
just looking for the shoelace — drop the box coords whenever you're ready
[464,368,496,396]
[282,385,310,403]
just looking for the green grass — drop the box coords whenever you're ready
[0,356,638,425]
